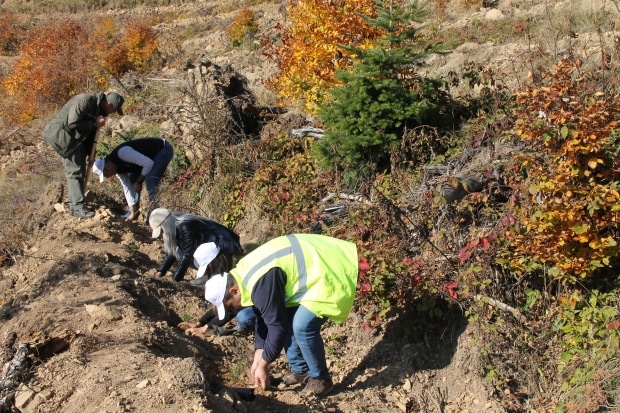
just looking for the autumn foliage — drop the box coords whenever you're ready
[263,0,384,113]
[90,17,159,86]
[1,17,158,124]
[502,58,620,282]
[2,21,92,123]
[227,9,259,47]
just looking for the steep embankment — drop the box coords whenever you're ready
[2,0,618,412]
[0,182,504,412]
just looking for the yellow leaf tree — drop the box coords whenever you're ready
[264,0,385,113]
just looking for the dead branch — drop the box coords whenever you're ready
[291,127,324,139]
[475,295,528,324]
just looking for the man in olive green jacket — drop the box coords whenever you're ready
[43,92,124,219]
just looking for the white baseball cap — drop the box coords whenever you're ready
[92,158,105,183]
[193,242,220,279]
[204,273,228,320]
[149,208,171,238]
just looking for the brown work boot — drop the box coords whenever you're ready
[281,371,309,386]
[299,378,334,397]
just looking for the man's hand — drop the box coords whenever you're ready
[178,321,208,336]
[250,349,263,377]
[178,321,199,330]
[96,116,106,128]
[125,205,139,221]
[132,181,143,194]
[251,349,270,390]
[185,325,208,336]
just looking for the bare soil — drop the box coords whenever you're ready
[0,187,503,413]
[1,0,618,412]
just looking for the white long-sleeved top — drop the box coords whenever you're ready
[115,146,154,206]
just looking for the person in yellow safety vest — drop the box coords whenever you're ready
[203,233,359,398]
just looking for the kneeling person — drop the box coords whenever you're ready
[93,137,173,221]
[203,233,359,398]
[182,241,256,336]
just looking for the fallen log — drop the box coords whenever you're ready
[291,127,324,139]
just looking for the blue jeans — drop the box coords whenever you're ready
[236,307,256,330]
[284,305,329,380]
[129,139,174,219]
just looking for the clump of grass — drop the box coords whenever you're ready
[180,303,197,323]
[229,358,249,382]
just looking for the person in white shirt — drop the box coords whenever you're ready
[92,137,173,221]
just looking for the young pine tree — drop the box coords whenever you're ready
[315,0,447,178]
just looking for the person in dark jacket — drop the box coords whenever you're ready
[180,303,256,337]
[43,92,124,219]
[148,208,244,282]
[180,241,256,336]
[92,137,174,221]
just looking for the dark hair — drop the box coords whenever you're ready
[202,253,233,278]
[223,274,238,301]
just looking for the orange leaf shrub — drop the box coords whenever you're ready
[1,17,159,124]
[2,20,92,123]
[90,18,159,88]
[123,20,159,72]
[89,17,119,88]
[263,0,384,113]
[502,58,620,282]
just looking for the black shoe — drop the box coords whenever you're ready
[213,326,238,336]
[70,207,94,219]
[189,276,208,288]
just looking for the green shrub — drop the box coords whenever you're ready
[554,290,620,411]
[316,0,448,179]
[226,9,259,47]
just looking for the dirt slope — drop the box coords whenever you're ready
[0,185,504,413]
[2,0,619,412]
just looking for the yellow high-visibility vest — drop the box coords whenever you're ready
[231,234,358,323]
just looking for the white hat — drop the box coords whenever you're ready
[193,242,220,279]
[204,273,228,320]
[92,158,105,183]
[149,208,171,238]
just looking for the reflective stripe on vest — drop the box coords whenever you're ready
[233,234,358,322]
[241,235,306,301]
